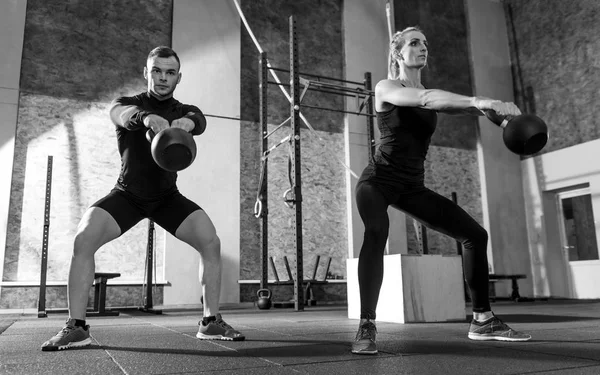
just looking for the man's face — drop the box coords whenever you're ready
[144,56,181,100]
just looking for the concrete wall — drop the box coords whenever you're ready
[238,0,348,288]
[522,139,600,298]
[0,0,27,288]
[343,0,395,258]
[465,0,532,296]
[503,0,600,298]
[504,0,600,154]
[168,0,241,307]
[1,0,172,310]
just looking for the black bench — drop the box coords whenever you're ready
[488,274,526,301]
[87,272,121,317]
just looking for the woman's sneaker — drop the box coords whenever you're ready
[351,319,377,355]
[468,315,531,342]
[196,314,245,341]
[41,318,92,351]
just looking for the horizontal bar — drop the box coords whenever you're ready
[268,66,365,86]
[268,80,372,98]
[308,80,374,96]
[313,87,371,99]
[237,279,348,284]
[205,113,241,121]
[299,103,376,118]
[0,280,171,287]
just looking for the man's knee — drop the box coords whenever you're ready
[191,234,221,259]
[72,208,120,256]
[204,234,221,251]
[73,230,103,257]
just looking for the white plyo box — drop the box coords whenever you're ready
[347,254,466,323]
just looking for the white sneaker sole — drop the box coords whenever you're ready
[351,349,378,355]
[42,337,92,351]
[468,333,531,342]
[196,332,244,341]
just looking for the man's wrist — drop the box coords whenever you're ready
[182,115,198,131]
[140,112,152,126]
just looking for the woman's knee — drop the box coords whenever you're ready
[364,224,388,240]
[463,225,488,248]
[362,224,389,255]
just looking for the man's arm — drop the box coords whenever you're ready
[180,105,207,136]
[109,97,151,130]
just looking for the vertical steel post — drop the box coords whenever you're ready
[146,220,154,308]
[139,219,161,314]
[289,16,304,311]
[364,72,376,160]
[259,52,269,290]
[37,155,53,318]
[421,225,428,254]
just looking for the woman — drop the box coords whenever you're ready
[352,27,531,355]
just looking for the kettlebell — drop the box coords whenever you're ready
[257,288,272,310]
[146,127,197,172]
[485,111,549,156]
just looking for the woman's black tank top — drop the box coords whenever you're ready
[361,105,438,185]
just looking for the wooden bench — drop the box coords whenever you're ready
[87,272,121,317]
[489,274,526,301]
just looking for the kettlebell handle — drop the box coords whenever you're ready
[146,129,156,142]
[483,109,512,129]
[257,288,271,299]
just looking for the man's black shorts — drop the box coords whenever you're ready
[91,188,202,235]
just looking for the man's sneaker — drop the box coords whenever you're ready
[196,313,245,341]
[351,319,377,355]
[468,315,531,342]
[41,319,92,351]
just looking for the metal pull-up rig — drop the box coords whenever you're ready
[255,16,376,311]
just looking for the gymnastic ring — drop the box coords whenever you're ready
[283,188,295,209]
[254,199,263,219]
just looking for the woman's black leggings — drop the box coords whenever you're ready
[356,180,491,320]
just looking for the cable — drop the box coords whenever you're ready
[232,0,359,179]
[386,0,394,41]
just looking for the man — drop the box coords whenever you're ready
[41,46,244,351]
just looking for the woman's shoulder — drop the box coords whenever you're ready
[376,79,404,89]
[376,79,427,91]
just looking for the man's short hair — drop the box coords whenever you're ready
[147,46,181,68]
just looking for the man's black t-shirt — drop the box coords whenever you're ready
[111,92,206,198]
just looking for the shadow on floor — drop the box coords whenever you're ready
[65,341,352,358]
[64,338,600,361]
[0,320,15,335]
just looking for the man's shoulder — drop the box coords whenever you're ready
[112,92,148,106]
[173,98,202,112]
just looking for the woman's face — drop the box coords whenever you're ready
[399,31,428,69]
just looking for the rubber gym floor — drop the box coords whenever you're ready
[1,300,600,375]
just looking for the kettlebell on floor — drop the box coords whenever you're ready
[257,289,272,310]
